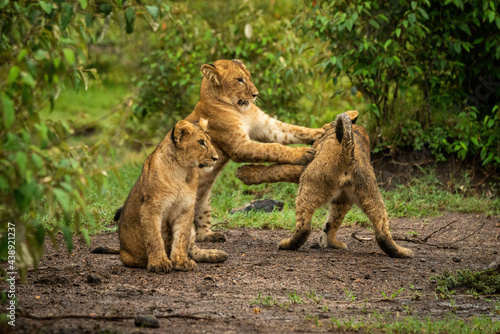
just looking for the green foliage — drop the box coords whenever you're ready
[329,314,500,333]
[134,0,316,131]
[432,269,500,295]
[288,290,306,304]
[0,0,157,278]
[300,0,500,166]
[249,292,279,308]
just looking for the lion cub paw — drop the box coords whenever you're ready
[147,255,172,273]
[393,247,415,259]
[294,147,316,165]
[199,231,227,243]
[319,234,348,250]
[278,238,299,250]
[173,259,197,272]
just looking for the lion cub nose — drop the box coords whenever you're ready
[251,93,258,98]
[211,156,218,161]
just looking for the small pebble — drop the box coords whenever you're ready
[452,257,462,263]
[420,258,426,263]
[381,269,387,272]
[364,274,371,279]
[86,273,101,284]
[204,275,212,280]
[134,315,160,328]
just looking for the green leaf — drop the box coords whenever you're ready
[125,7,135,34]
[408,13,416,26]
[7,66,20,84]
[62,226,73,254]
[53,188,70,213]
[16,151,27,176]
[85,13,93,28]
[0,175,8,191]
[411,1,417,10]
[0,0,9,10]
[146,5,159,20]
[417,7,429,20]
[61,3,74,31]
[99,3,113,15]
[369,19,380,29]
[384,39,393,50]
[63,48,75,65]
[21,72,35,87]
[487,10,495,23]
[1,93,15,128]
[39,1,53,14]
[79,0,87,10]
[395,28,401,38]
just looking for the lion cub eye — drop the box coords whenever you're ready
[237,78,244,83]
[198,140,206,146]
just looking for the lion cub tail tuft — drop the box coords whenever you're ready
[334,112,355,163]
[91,246,120,254]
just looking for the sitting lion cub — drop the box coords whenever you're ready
[118,118,228,272]
[237,111,414,258]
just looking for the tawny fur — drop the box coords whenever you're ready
[183,59,327,242]
[118,119,228,273]
[237,111,414,259]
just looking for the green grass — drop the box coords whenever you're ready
[38,83,499,235]
[327,314,500,333]
[74,158,500,235]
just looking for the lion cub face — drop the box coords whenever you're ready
[200,59,259,112]
[172,118,218,170]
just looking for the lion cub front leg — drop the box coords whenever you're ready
[170,211,197,272]
[141,205,172,273]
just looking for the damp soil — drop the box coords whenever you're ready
[9,212,500,333]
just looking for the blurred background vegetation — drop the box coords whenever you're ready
[0,0,499,276]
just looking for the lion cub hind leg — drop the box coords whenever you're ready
[189,228,228,263]
[319,201,352,250]
[356,183,414,259]
[120,249,148,268]
[278,184,332,250]
[237,164,305,185]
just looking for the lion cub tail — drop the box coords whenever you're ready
[91,246,120,254]
[189,244,228,263]
[335,112,356,163]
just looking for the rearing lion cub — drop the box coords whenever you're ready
[237,111,414,259]
[118,119,228,272]
[184,59,327,242]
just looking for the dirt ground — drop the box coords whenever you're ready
[8,212,500,333]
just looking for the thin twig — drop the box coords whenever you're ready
[422,219,459,242]
[428,220,487,246]
[351,218,484,248]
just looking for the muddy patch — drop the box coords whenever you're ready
[8,212,500,333]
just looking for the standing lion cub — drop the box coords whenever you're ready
[117,118,228,272]
[237,111,414,259]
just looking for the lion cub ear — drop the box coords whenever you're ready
[198,118,208,131]
[345,110,359,124]
[201,64,221,85]
[173,120,194,145]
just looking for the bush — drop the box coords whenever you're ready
[134,0,316,132]
[0,0,157,278]
[299,0,500,166]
